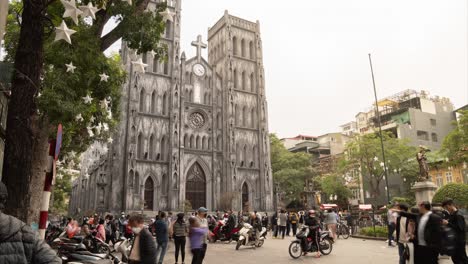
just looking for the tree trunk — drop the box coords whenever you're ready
[2,0,48,224]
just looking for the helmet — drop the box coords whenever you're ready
[308,210,316,215]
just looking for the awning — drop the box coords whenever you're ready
[358,204,373,210]
[320,204,338,209]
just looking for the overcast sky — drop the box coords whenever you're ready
[110,0,468,138]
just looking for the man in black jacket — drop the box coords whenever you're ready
[0,182,61,264]
[395,203,410,264]
[400,201,443,264]
[442,199,468,264]
[128,214,157,264]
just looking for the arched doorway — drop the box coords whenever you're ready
[242,182,249,211]
[185,162,206,210]
[144,177,154,210]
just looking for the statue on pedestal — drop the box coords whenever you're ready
[416,146,430,181]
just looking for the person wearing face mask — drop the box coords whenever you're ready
[128,214,157,264]
[0,182,61,263]
[196,207,209,263]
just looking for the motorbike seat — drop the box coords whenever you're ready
[71,236,84,243]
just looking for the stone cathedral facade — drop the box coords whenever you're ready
[69,1,274,215]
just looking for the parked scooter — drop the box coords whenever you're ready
[235,223,266,250]
[288,225,333,259]
[56,237,122,264]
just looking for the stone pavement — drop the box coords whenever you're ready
[161,236,454,264]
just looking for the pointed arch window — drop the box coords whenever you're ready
[161,136,167,161]
[165,20,172,38]
[184,134,188,148]
[234,104,238,125]
[243,145,247,167]
[139,89,146,112]
[149,135,154,160]
[189,90,193,102]
[233,69,238,89]
[142,52,147,64]
[217,113,221,129]
[250,73,255,93]
[252,146,257,167]
[249,41,254,59]
[134,172,140,194]
[150,91,156,113]
[162,92,168,115]
[164,61,169,75]
[129,170,134,187]
[161,174,168,195]
[202,136,207,150]
[242,182,249,211]
[251,108,256,128]
[241,71,246,90]
[144,177,154,210]
[190,135,195,149]
[242,106,247,127]
[208,138,212,150]
[217,135,222,150]
[153,57,159,73]
[232,36,238,55]
[196,136,201,149]
[241,39,246,57]
[137,133,143,159]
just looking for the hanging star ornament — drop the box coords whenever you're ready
[61,0,83,25]
[54,21,76,44]
[90,116,96,123]
[79,2,99,20]
[99,73,109,82]
[100,99,109,110]
[82,94,93,104]
[107,137,113,144]
[87,127,94,137]
[159,8,175,22]
[102,123,109,131]
[75,113,84,122]
[150,50,157,58]
[131,58,148,73]
[65,62,76,73]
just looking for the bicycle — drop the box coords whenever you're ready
[336,222,350,239]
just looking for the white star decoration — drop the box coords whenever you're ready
[102,123,109,131]
[107,137,113,144]
[99,73,109,82]
[65,62,76,73]
[54,21,76,44]
[69,151,76,158]
[100,99,109,110]
[87,127,94,137]
[131,58,148,73]
[150,50,157,58]
[95,123,102,135]
[75,113,84,122]
[90,116,96,123]
[61,0,83,25]
[79,2,98,20]
[82,94,93,104]
[159,8,175,22]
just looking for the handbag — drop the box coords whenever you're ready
[403,243,410,261]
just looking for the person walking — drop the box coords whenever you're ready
[128,214,157,264]
[196,207,209,263]
[290,211,299,236]
[0,182,61,263]
[171,213,188,264]
[388,205,398,247]
[286,211,291,236]
[442,199,468,264]
[105,215,117,245]
[95,218,106,242]
[395,203,410,264]
[189,217,208,264]
[325,209,338,240]
[154,212,169,264]
[278,210,287,239]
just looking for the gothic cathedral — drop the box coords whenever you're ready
[69,1,274,215]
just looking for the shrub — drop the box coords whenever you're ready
[432,183,468,208]
[359,226,388,238]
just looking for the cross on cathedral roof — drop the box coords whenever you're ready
[191,35,207,62]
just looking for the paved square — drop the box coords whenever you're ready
[162,236,454,264]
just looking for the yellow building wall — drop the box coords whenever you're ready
[429,164,464,189]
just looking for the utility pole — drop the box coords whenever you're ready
[368,54,391,204]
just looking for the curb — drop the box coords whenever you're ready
[350,235,386,241]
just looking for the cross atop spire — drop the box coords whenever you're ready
[191,35,207,62]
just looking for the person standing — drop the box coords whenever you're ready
[105,215,117,245]
[196,207,209,263]
[442,199,468,264]
[262,212,269,229]
[128,214,157,264]
[155,212,169,264]
[0,182,61,263]
[118,212,126,234]
[95,218,106,242]
[171,213,188,264]
[271,212,278,238]
[286,211,291,236]
[325,209,338,240]
[290,211,299,236]
[278,210,287,239]
[395,204,410,264]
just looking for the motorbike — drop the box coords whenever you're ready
[288,225,333,259]
[235,223,266,250]
[211,220,241,243]
[56,236,122,264]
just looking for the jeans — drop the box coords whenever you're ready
[279,226,286,239]
[397,242,406,264]
[155,241,168,264]
[387,223,395,245]
[272,225,278,237]
[451,242,468,264]
[286,222,291,235]
[291,223,298,236]
[200,243,207,263]
[174,236,186,263]
[191,248,203,264]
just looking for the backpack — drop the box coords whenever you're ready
[291,214,298,222]
[105,222,112,236]
[439,226,456,256]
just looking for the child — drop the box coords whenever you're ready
[189,217,208,264]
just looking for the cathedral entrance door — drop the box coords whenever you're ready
[185,162,206,210]
[144,177,154,210]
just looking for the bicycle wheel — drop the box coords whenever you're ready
[341,225,350,239]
